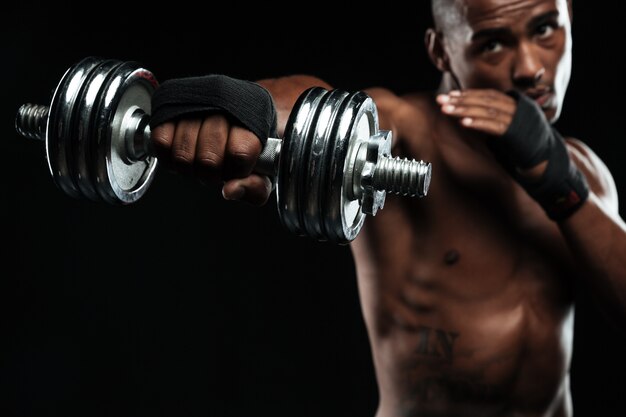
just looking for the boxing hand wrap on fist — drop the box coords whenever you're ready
[150,74,278,143]
[439,89,590,221]
[494,91,589,220]
[148,74,278,205]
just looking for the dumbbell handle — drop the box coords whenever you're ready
[16,103,283,176]
[119,107,283,178]
[17,103,431,198]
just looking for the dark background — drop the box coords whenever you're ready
[2,2,625,416]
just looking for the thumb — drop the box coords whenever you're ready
[222,175,273,206]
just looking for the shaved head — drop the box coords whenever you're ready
[431,0,572,33]
[431,0,465,33]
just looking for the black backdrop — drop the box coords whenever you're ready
[2,2,625,416]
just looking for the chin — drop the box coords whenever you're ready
[544,107,560,124]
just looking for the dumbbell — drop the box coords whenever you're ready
[16,57,432,244]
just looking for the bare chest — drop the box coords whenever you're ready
[350,132,576,413]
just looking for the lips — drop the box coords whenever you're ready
[524,87,554,109]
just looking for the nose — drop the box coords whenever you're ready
[512,41,545,86]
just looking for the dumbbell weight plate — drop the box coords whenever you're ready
[300,89,350,241]
[277,87,327,237]
[46,56,102,199]
[324,91,378,244]
[72,58,125,201]
[277,87,379,244]
[92,61,159,204]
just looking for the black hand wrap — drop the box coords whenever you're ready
[150,75,278,144]
[491,91,589,221]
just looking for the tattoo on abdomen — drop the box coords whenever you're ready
[404,326,499,406]
[415,325,459,362]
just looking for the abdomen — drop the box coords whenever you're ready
[351,195,574,416]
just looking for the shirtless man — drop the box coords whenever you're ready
[149,0,626,415]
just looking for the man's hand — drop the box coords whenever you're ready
[151,117,273,206]
[435,88,589,221]
[148,74,278,207]
[436,89,548,179]
[436,89,517,137]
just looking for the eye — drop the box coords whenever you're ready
[536,23,556,39]
[482,40,503,54]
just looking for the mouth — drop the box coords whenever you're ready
[524,88,554,109]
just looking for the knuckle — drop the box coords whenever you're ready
[197,149,223,171]
[228,139,261,164]
[172,147,195,165]
[173,133,196,155]
[202,114,229,133]
[486,89,501,98]
[228,150,257,172]
[151,125,174,149]
[204,125,227,144]
[172,149,194,165]
[482,90,501,103]
[172,121,201,161]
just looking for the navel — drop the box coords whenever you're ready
[443,249,460,266]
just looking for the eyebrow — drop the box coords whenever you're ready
[470,10,560,42]
[471,27,510,42]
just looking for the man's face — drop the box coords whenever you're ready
[441,0,572,123]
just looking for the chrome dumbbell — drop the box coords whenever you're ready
[16,57,432,244]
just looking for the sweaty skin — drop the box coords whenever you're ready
[151,0,626,415]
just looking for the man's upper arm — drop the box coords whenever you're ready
[364,87,431,155]
[364,87,402,135]
[567,138,620,214]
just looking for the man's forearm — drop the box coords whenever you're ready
[256,75,333,137]
[560,193,626,324]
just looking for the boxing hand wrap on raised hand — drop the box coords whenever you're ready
[491,91,589,221]
[150,74,278,143]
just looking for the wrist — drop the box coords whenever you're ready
[516,160,549,182]
[492,91,589,221]
[516,136,590,221]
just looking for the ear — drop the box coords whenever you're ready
[425,28,451,72]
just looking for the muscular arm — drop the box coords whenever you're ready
[257,78,408,147]
[256,75,333,137]
[558,141,626,327]
[436,89,626,327]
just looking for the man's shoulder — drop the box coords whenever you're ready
[565,137,619,212]
[364,87,435,109]
[364,87,438,130]
[362,88,439,154]
[564,138,610,179]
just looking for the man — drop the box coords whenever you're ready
[149,0,626,415]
